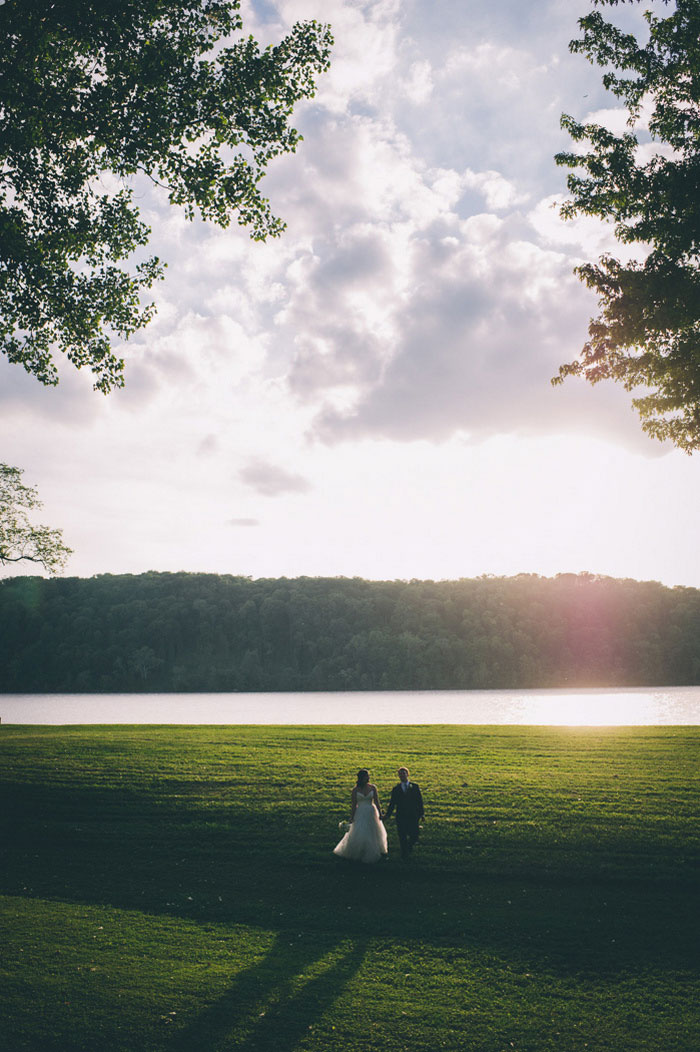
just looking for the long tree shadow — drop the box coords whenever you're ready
[2,777,699,979]
[167,934,367,1052]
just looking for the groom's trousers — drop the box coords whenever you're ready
[397,819,419,858]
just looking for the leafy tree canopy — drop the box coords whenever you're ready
[0,463,72,573]
[0,0,332,392]
[553,0,700,451]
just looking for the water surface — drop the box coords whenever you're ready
[2,685,700,725]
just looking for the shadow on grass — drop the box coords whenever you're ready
[167,934,366,1052]
[2,778,699,980]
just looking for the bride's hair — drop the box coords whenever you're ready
[356,769,370,787]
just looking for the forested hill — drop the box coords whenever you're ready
[2,571,700,693]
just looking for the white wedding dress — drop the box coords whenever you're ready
[333,790,388,863]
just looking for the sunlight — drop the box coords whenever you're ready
[510,690,661,726]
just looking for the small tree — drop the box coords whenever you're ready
[128,645,162,681]
[553,0,700,451]
[0,463,72,573]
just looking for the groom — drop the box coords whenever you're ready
[385,766,424,859]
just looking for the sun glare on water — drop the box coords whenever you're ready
[511,691,661,726]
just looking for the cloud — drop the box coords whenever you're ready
[581,106,632,136]
[402,60,434,105]
[292,211,652,451]
[66,0,620,454]
[0,350,103,425]
[197,434,219,457]
[238,459,312,497]
[307,235,571,442]
[1,0,658,462]
[462,169,528,212]
[0,0,685,592]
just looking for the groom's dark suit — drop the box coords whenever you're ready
[385,780,424,858]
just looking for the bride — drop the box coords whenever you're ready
[333,769,388,863]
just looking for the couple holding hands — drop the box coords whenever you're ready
[333,766,424,864]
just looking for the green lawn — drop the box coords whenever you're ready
[1,724,699,1051]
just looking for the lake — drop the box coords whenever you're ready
[2,685,700,725]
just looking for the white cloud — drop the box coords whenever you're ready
[402,59,434,105]
[528,193,619,258]
[3,0,695,588]
[462,169,528,211]
[239,459,313,497]
[582,106,632,136]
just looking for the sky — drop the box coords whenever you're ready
[3,0,700,588]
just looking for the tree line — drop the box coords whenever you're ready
[2,571,700,693]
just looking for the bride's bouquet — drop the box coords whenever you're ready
[338,820,351,834]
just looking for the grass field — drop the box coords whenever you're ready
[1,723,699,1051]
